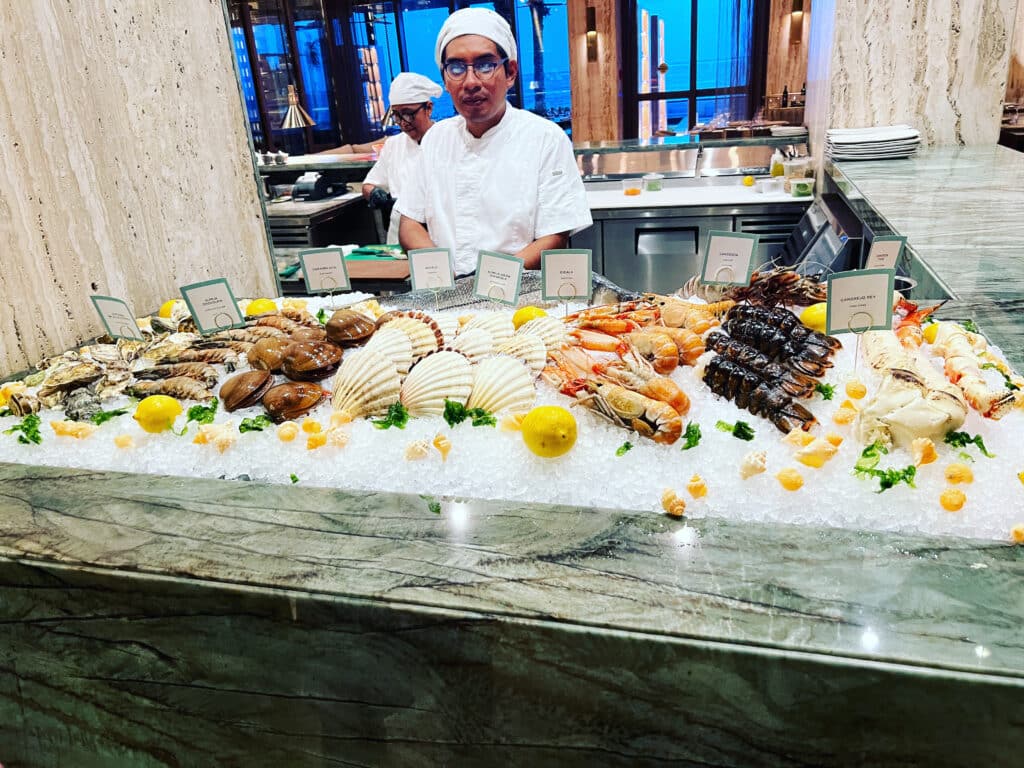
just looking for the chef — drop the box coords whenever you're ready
[395,8,591,275]
[361,72,443,244]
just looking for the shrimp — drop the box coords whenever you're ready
[576,381,683,445]
[894,298,946,348]
[625,330,679,374]
[656,326,706,366]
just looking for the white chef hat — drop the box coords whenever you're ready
[434,8,518,69]
[388,72,443,105]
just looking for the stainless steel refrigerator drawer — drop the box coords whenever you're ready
[601,216,733,294]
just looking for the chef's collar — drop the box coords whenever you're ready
[459,103,514,148]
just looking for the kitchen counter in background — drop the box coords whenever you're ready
[586,180,803,209]
[833,145,1024,369]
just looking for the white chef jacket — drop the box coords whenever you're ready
[363,131,421,244]
[394,105,592,276]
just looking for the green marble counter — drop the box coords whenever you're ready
[0,462,1021,765]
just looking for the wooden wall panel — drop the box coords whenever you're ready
[0,0,274,376]
[1008,0,1024,104]
[569,0,623,143]
[766,0,811,105]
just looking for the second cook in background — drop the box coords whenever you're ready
[362,73,443,244]
[396,8,592,276]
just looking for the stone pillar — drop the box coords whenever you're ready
[806,0,1019,151]
[0,1,274,376]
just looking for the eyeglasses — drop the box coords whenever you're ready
[442,57,508,81]
[391,104,427,125]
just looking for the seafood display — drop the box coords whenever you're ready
[1,280,1023,544]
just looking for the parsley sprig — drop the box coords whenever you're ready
[90,407,129,426]
[3,413,41,445]
[715,419,755,441]
[239,415,274,433]
[681,422,701,450]
[815,382,835,400]
[372,402,410,430]
[944,430,994,458]
[442,399,496,428]
[855,464,917,493]
[615,441,633,456]
[981,363,1020,392]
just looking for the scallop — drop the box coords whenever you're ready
[516,316,567,352]
[445,328,493,363]
[363,326,414,376]
[331,349,401,419]
[459,313,514,349]
[377,312,442,360]
[495,333,546,377]
[434,314,460,345]
[466,355,536,414]
[400,351,473,416]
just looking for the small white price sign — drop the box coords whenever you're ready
[826,269,895,335]
[90,295,144,340]
[472,250,523,306]
[179,278,245,335]
[409,248,455,292]
[541,249,592,301]
[701,231,759,285]
[298,248,351,294]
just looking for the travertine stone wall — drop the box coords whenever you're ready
[806,0,1017,150]
[766,0,811,103]
[0,0,273,376]
[568,0,623,143]
[1008,0,1024,104]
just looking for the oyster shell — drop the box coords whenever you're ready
[325,309,376,347]
[460,313,513,349]
[377,311,442,360]
[63,387,102,422]
[363,326,414,376]
[331,349,401,419]
[8,392,40,417]
[262,381,325,423]
[38,361,105,407]
[495,334,546,377]
[445,328,493,363]
[516,316,567,352]
[400,351,473,416]
[281,341,343,382]
[219,370,274,412]
[466,355,536,414]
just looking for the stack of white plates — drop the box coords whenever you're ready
[825,125,920,160]
[770,125,808,137]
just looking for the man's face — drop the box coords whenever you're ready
[442,35,517,131]
[392,101,432,142]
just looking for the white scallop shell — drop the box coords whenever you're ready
[466,355,536,414]
[379,315,440,360]
[400,351,473,416]
[331,349,401,419]
[495,333,546,377]
[459,313,514,349]
[363,326,414,376]
[516,316,567,352]
[445,328,493,363]
[434,314,460,345]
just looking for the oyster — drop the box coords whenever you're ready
[400,351,473,416]
[466,355,536,414]
[495,334,546,377]
[37,361,105,407]
[376,311,442,360]
[246,337,289,373]
[219,370,274,412]
[63,388,102,422]
[281,341,343,382]
[262,382,325,423]
[325,309,376,347]
[459,313,513,349]
[331,349,401,419]
[363,326,414,376]
[445,327,493,363]
[8,392,40,417]
[516,316,567,352]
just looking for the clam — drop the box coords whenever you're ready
[247,337,289,373]
[325,309,376,347]
[219,370,274,412]
[516,316,567,352]
[376,311,442,360]
[363,326,414,376]
[466,355,536,414]
[459,313,514,349]
[445,328,493,363]
[262,382,325,423]
[281,340,343,382]
[400,351,473,416]
[495,334,546,377]
[290,326,327,342]
[331,349,401,419]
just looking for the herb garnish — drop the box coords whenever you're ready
[681,422,701,450]
[442,399,496,428]
[420,494,441,515]
[3,413,41,445]
[815,382,835,400]
[0,408,11,418]
[944,430,994,458]
[290,473,299,484]
[981,362,1020,391]
[855,464,917,493]
[854,440,889,472]
[961,319,979,334]
[90,407,129,426]
[616,441,633,456]
[239,415,274,433]
[186,398,218,426]
[372,402,410,430]
[316,307,328,325]
[715,419,755,441]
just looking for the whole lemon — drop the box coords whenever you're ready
[742,175,755,187]
[158,299,180,319]
[922,321,939,345]
[799,302,828,333]
[134,395,183,434]
[512,305,547,330]
[246,298,278,316]
[521,405,577,458]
